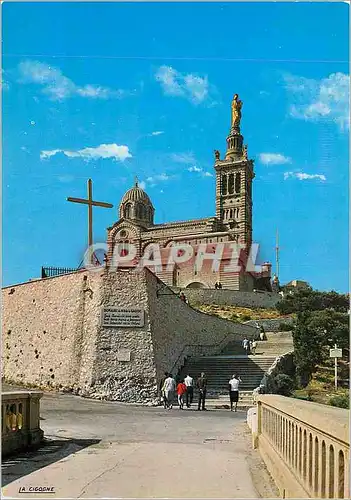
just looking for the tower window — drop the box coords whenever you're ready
[221,175,227,195]
[235,173,241,193]
[228,173,234,194]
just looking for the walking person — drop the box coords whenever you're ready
[196,372,208,411]
[228,374,242,412]
[176,379,187,409]
[260,325,265,341]
[242,337,250,355]
[251,339,257,355]
[255,321,261,340]
[159,372,169,408]
[184,374,194,407]
[162,373,176,409]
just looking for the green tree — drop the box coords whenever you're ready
[277,288,349,315]
[293,309,349,387]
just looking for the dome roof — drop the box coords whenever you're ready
[120,182,153,207]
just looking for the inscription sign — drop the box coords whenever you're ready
[117,349,131,362]
[101,307,145,328]
[329,348,342,358]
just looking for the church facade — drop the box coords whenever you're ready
[106,95,271,291]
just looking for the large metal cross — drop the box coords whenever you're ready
[67,179,113,249]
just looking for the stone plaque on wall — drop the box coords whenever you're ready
[117,349,131,362]
[101,307,145,328]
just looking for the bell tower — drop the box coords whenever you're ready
[214,94,254,246]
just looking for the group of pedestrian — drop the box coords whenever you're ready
[214,282,222,289]
[242,337,258,355]
[242,323,266,355]
[160,372,244,412]
[160,372,208,411]
[179,291,188,304]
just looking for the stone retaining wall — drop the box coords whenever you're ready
[245,317,294,332]
[172,288,280,309]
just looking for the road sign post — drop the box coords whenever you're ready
[329,344,342,390]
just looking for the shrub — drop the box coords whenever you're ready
[279,322,294,332]
[273,374,295,396]
[241,314,251,321]
[329,394,349,409]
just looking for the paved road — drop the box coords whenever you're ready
[2,392,278,498]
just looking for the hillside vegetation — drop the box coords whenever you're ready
[190,304,290,322]
[293,357,349,408]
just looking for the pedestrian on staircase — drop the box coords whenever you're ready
[184,374,194,407]
[251,339,257,355]
[162,373,176,409]
[228,374,242,412]
[196,372,208,411]
[260,325,266,341]
[242,337,250,354]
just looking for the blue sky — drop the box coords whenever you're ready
[2,2,349,292]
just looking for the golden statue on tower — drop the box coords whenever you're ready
[231,93,243,128]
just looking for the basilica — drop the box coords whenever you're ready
[106,95,272,291]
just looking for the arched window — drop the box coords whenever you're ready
[135,204,143,219]
[228,173,234,194]
[230,209,233,219]
[124,203,132,219]
[235,173,241,193]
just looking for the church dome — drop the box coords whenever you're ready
[121,184,153,207]
[119,179,154,226]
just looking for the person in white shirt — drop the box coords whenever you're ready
[162,374,176,409]
[184,374,194,408]
[228,374,242,412]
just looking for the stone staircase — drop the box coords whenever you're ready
[176,331,293,409]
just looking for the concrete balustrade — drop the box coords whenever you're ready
[252,395,349,499]
[2,391,44,457]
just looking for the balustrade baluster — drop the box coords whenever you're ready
[314,436,319,496]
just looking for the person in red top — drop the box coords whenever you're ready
[176,380,187,410]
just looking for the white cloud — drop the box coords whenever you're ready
[170,152,196,164]
[284,72,350,131]
[259,153,292,165]
[18,60,126,101]
[146,173,170,183]
[284,171,326,182]
[40,143,132,162]
[138,181,146,190]
[143,173,173,187]
[188,165,213,177]
[149,131,164,136]
[155,65,210,104]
